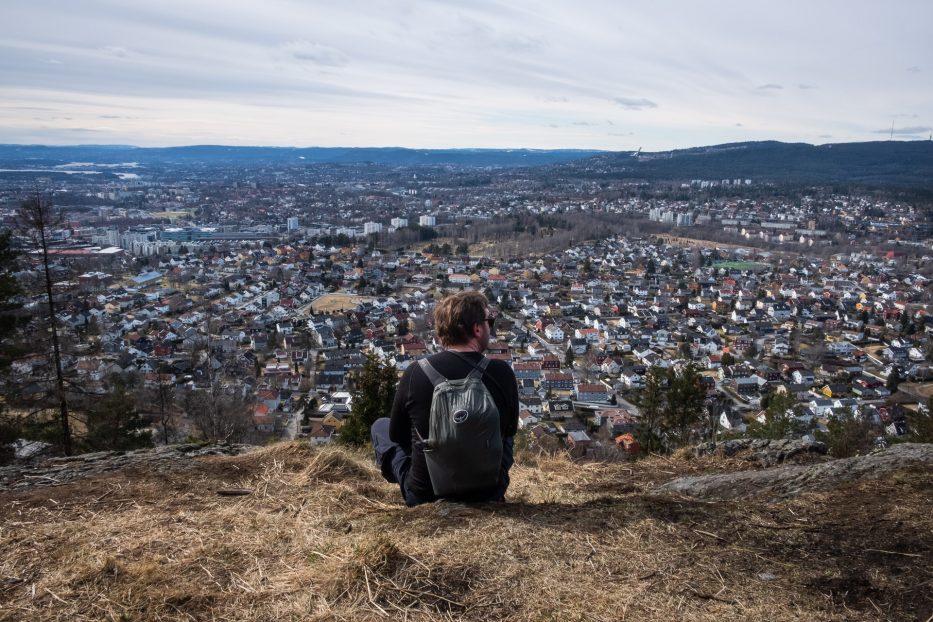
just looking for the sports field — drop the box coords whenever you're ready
[310,293,368,313]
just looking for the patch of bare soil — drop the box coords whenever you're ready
[0,443,930,621]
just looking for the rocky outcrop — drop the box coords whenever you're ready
[691,438,828,467]
[659,442,933,500]
[0,443,257,492]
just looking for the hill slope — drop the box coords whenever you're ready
[564,140,933,186]
[2,141,931,185]
[1,443,930,621]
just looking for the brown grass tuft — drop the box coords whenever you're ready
[299,444,377,483]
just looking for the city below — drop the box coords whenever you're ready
[1,140,932,457]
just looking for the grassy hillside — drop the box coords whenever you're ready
[1,442,930,621]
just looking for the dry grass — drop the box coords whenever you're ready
[1,442,931,621]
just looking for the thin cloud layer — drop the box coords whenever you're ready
[0,0,931,150]
[281,40,348,67]
[613,98,658,111]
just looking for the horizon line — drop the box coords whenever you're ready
[1,138,930,153]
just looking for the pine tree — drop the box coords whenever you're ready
[747,389,801,439]
[0,230,23,367]
[83,387,153,452]
[0,232,23,463]
[886,367,902,392]
[339,353,398,446]
[662,363,706,448]
[634,366,667,453]
[817,406,874,458]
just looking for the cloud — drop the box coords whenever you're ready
[1,1,930,150]
[281,40,348,66]
[612,97,657,110]
[452,15,543,52]
[101,46,130,58]
[3,106,59,112]
[44,127,108,133]
[872,126,932,134]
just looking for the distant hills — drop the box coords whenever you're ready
[1,140,931,186]
[568,140,933,186]
[0,144,601,168]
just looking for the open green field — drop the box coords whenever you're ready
[712,260,771,271]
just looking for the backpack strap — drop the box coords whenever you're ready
[448,351,508,395]
[467,355,491,380]
[420,353,489,384]
[418,357,447,387]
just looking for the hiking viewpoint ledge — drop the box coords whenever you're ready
[0,441,930,621]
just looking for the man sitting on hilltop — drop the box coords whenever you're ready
[371,291,519,506]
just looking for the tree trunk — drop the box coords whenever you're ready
[31,193,72,455]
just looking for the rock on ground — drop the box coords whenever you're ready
[0,443,257,492]
[691,438,828,467]
[659,442,933,500]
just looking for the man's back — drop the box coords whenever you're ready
[389,350,519,504]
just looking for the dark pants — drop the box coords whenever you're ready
[370,417,417,506]
[370,417,514,506]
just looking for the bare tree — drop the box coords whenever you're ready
[705,394,729,444]
[182,386,250,443]
[18,190,72,455]
[142,369,177,445]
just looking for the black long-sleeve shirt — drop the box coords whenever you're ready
[389,350,519,504]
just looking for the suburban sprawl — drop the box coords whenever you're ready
[1,145,932,459]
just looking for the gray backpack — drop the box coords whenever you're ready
[417,355,502,497]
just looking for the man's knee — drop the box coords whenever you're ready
[371,417,390,441]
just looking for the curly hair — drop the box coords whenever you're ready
[434,291,489,347]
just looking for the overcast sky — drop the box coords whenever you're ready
[1,0,931,150]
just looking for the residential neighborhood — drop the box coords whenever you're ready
[4,202,932,454]
[1,153,932,457]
